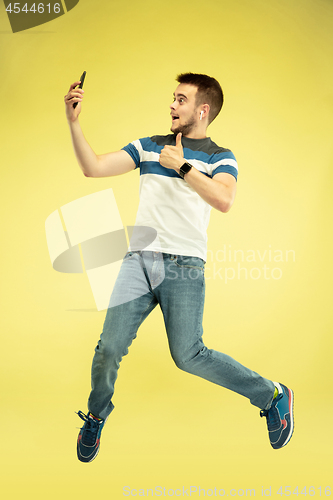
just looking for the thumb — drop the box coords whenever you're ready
[176,132,182,148]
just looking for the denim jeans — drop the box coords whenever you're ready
[88,251,275,419]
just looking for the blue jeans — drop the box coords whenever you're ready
[88,251,275,419]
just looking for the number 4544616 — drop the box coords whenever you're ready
[6,3,61,14]
[277,486,331,496]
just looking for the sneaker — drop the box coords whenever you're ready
[76,410,106,462]
[260,382,294,449]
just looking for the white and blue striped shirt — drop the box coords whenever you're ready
[122,134,238,261]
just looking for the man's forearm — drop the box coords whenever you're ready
[175,164,236,213]
[159,133,236,213]
[68,119,99,177]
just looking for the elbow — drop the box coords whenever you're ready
[220,204,231,213]
[83,169,95,178]
[82,158,100,178]
[218,198,233,213]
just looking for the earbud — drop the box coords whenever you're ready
[200,111,204,120]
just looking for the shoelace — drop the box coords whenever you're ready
[260,393,283,431]
[77,410,101,446]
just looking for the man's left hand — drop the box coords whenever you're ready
[159,132,184,172]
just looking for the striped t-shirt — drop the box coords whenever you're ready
[122,134,238,261]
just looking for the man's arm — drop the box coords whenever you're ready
[64,81,136,178]
[159,132,237,213]
[180,168,236,213]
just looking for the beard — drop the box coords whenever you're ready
[171,115,196,137]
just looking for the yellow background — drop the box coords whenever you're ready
[0,0,332,498]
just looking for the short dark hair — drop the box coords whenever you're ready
[176,73,224,124]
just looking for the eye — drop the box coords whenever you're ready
[172,96,185,104]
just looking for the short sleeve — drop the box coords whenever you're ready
[121,140,141,169]
[211,151,238,181]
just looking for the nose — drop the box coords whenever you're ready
[170,100,177,111]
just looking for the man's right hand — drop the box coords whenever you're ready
[64,81,84,122]
[64,80,136,178]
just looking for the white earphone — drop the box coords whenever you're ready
[200,111,204,120]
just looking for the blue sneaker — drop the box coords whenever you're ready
[260,382,294,449]
[76,411,106,462]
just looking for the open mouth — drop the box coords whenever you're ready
[172,115,179,121]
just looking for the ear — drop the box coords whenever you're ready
[200,103,210,121]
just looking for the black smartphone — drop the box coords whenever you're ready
[73,71,86,109]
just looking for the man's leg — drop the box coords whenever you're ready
[157,254,294,449]
[88,251,159,420]
[77,251,158,462]
[88,292,158,419]
[157,254,275,410]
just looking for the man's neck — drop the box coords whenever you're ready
[183,124,208,139]
[184,133,207,139]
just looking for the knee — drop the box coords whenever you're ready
[171,345,208,372]
[94,337,128,362]
[171,352,187,371]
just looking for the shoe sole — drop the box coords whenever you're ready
[77,439,101,463]
[281,387,294,447]
[272,386,294,449]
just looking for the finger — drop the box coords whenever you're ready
[64,93,82,101]
[64,90,84,101]
[68,81,82,92]
[65,95,83,105]
[68,88,84,98]
[176,132,182,148]
[71,90,84,98]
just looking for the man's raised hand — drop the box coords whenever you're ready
[159,133,184,172]
[64,81,84,122]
